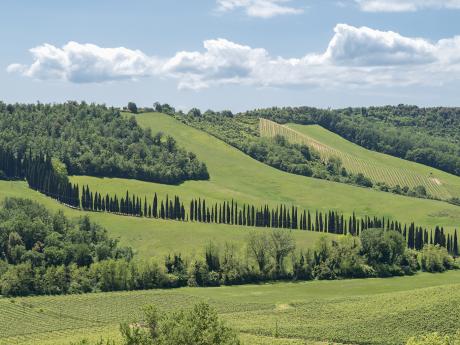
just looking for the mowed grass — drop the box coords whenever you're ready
[2,271,460,345]
[283,122,460,200]
[0,180,329,258]
[71,112,460,233]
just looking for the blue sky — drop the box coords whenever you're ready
[2,0,460,111]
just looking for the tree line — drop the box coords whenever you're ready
[1,148,458,257]
[2,212,457,297]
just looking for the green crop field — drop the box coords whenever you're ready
[70,112,460,234]
[259,118,460,200]
[2,271,460,345]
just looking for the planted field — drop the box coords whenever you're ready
[260,118,460,200]
[2,271,460,345]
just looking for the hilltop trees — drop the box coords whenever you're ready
[127,102,138,114]
[0,102,209,184]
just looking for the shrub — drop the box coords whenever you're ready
[406,331,460,345]
[421,245,454,272]
[120,303,241,345]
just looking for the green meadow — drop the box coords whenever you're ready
[2,271,460,345]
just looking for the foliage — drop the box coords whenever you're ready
[0,198,128,267]
[421,245,456,272]
[406,331,460,345]
[0,197,133,296]
[119,303,240,345]
[360,228,413,276]
[0,197,456,296]
[0,102,208,184]
[241,105,460,177]
[127,102,138,114]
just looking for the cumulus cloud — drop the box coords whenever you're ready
[323,24,436,66]
[216,0,303,18]
[9,42,159,83]
[7,24,460,90]
[355,0,460,12]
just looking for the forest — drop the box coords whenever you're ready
[0,102,209,184]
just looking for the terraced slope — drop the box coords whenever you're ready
[2,271,460,345]
[260,118,460,200]
[71,112,460,232]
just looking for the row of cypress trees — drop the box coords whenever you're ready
[0,148,458,256]
[0,148,80,207]
[80,186,186,221]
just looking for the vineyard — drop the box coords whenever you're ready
[2,272,460,345]
[260,118,454,200]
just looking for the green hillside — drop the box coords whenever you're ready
[2,271,460,345]
[260,119,460,200]
[70,112,460,233]
[0,180,327,258]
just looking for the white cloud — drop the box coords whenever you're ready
[216,0,303,18]
[355,0,460,12]
[7,24,460,90]
[8,42,159,83]
[323,24,436,66]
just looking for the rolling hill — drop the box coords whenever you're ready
[260,118,460,200]
[70,112,460,234]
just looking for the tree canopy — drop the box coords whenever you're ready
[0,102,208,184]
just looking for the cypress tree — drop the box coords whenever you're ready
[190,200,195,221]
[454,230,459,257]
[153,193,158,218]
[160,201,165,219]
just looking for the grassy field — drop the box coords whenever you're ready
[260,119,460,200]
[70,112,460,233]
[0,180,330,259]
[2,271,460,345]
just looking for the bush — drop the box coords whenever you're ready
[406,331,460,345]
[120,303,241,345]
[421,245,454,272]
